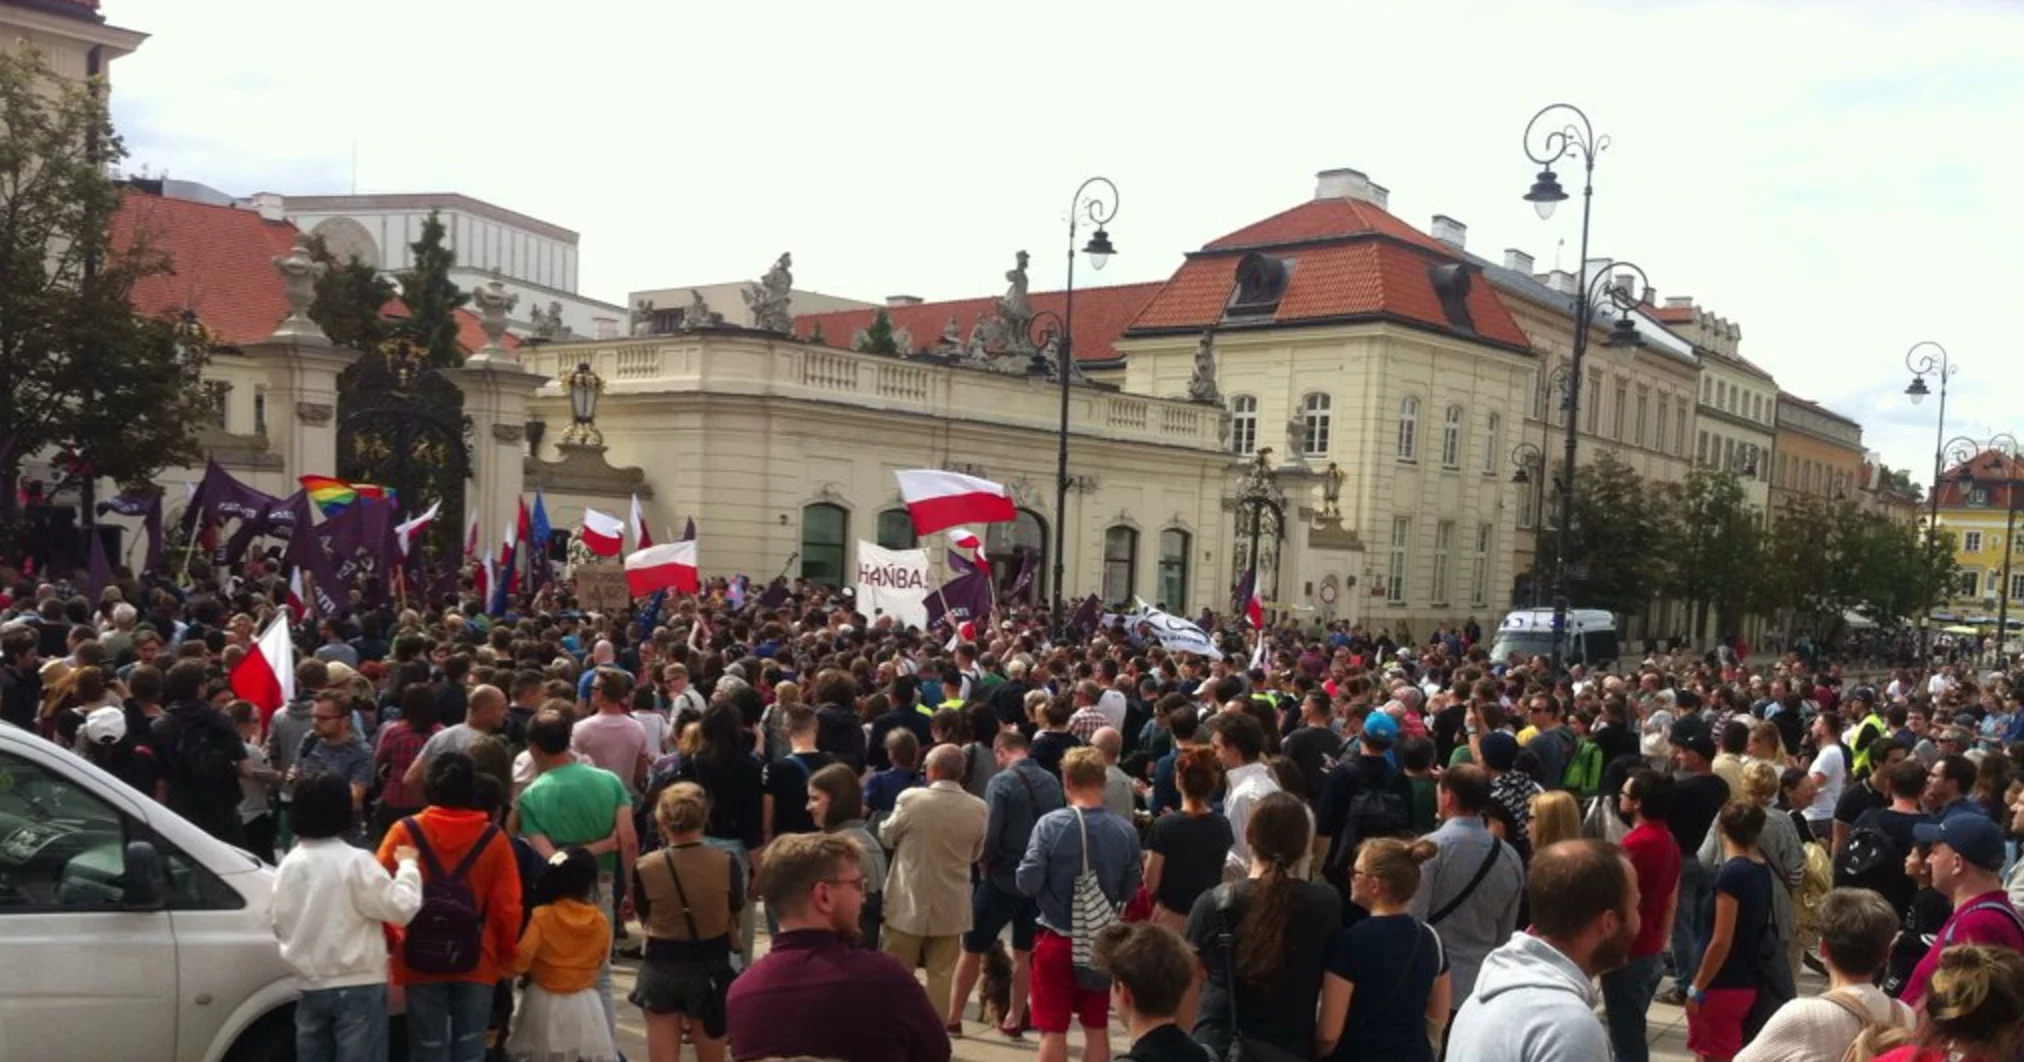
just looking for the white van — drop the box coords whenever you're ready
[0,723,298,1062]
[1488,608,1621,670]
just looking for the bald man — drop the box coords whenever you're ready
[406,683,509,789]
[1091,727,1135,820]
[880,742,989,1020]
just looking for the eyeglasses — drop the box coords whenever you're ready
[820,876,868,892]
[313,714,347,722]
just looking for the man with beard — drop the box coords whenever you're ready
[726,832,951,1062]
[1446,839,1639,1062]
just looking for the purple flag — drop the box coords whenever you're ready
[757,576,790,608]
[282,492,347,617]
[85,527,113,600]
[1003,550,1035,602]
[947,549,978,576]
[926,570,995,628]
[100,491,164,573]
[1069,594,1103,634]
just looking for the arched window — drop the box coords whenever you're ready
[800,504,848,584]
[1482,412,1500,474]
[1230,395,1257,455]
[1300,393,1331,456]
[1102,526,1139,602]
[1441,405,1464,468]
[875,508,916,550]
[986,508,1047,602]
[1158,529,1191,611]
[1397,396,1420,462]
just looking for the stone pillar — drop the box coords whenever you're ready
[448,358,546,553]
[240,236,357,482]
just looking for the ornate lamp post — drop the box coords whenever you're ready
[1048,177,1120,638]
[562,362,605,446]
[1905,341,1955,660]
[1510,442,1548,605]
[1941,433,2021,663]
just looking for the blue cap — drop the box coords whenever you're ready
[1915,811,2006,871]
[1363,712,1399,744]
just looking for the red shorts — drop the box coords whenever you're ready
[1686,987,1756,1059]
[1029,928,1110,1033]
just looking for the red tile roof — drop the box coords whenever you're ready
[1652,305,1694,323]
[1935,450,2023,510]
[1122,194,1531,350]
[793,282,1164,364]
[114,187,515,354]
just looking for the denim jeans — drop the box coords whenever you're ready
[1601,953,1664,1062]
[405,980,493,1062]
[1669,858,1713,989]
[296,983,388,1062]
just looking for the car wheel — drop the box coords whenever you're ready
[226,1007,296,1062]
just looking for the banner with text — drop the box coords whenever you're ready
[855,541,931,630]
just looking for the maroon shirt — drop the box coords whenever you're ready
[727,929,951,1062]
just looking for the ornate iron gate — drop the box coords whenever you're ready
[336,337,471,577]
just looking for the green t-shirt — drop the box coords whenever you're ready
[517,762,632,878]
[1408,775,1440,835]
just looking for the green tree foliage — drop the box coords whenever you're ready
[306,234,395,352]
[855,308,900,355]
[396,211,466,367]
[1762,495,1961,639]
[1659,468,1763,639]
[1560,450,1669,618]
[0,48,211,511]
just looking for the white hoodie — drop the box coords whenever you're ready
[271,838,424,989]
[1444,932,1610,1062]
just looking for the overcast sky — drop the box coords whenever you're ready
[102,0,2022,488]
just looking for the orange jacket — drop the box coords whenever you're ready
[507,898,611,994]
[376,807,523,986]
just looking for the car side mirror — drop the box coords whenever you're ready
[123,840,166,910]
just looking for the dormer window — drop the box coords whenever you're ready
[1225,252,1292,318]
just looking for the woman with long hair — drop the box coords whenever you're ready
[1686,802,1777,1062]
[1315,837,1451,1062]
[630,783,742,1062]
[805,762,888,948]
[679,702,765,962]
[1187,791,1342,1060]
[1528,790,1583,852]
[1872,945,2024,1062]
[1144,748,1232,932]
[371,685,440,843]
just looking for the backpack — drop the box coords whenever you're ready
[401,818,499,976]
[1068,808,1120,990]
[1834,819,1904,896]
[171,713,234,787]
[1562,737,1604,800]
[1819,989,1913,1062]
[1322,763,1409,886]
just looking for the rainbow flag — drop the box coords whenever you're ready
[299,475,394,516]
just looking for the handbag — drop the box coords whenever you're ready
[1210,883,1312,1062]
[1069,807,1122,989]
[1427,838,1502,926]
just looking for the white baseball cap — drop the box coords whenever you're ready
[82,706,127,746]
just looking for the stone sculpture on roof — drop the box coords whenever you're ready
[1186,327,1221,404]
[272,234,326,329]
[744,252,795,333]
[683,289,722,331]
[630,299,655,337]
[528,300,566,340]
[471,277,518,350]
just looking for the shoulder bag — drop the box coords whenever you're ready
[1427,838,1503,926]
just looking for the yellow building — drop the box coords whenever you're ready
[1933,449,2024,613]
[1,0,145,82]
[1770,392,1865,515]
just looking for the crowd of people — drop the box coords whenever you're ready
[7,565,2024,1062]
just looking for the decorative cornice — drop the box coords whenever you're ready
[522,442,652,499]
[295,401,334,426]
[491,423,526,444]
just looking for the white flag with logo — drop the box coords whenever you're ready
[855,541,931,630]
[1131,598,1224,659]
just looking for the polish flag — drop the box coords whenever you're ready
[284,569,307,620]
[944,618,977,653]
[582,508,625,557]
[950,528,992,579]
[630,494,654,550]
[396,501,441,557]
[464,507,481,558]
[625,540,699,597]
[230,616,296,726]
[895,469,1016,536]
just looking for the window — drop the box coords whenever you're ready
[1970,488,1990,507]
[1529,370,1545,420]
[986,509,1047,603]
[1230,395,1257,455]
[1470,523,1492,606]
[1698,431,1709,465]
[1653,396,1666,453]
[1517,457,1540,529]
[253,388,268,437]
[1441,405,1463,468]
[1387,517,1410,604]
[1634,390,1648,447]
[1964,531,1984,553]
[2013,572,2024,601]
[1990,572,2005,598]
[1301,393,1332,456]
[1431,521,1455,604]
[0,751,130,912]
[1959,571,1980,597]
[1676,400,1689,454]
[1611,382,1627,440]
[875,509,916,550]
[1483,413,1500,475]
[800,504,849,584]
[1585,371,1602,433]
[1397,396,1419,462]
[1158,529,1190,611]
[1102,526,1138,602]
[1717,381,1727,410]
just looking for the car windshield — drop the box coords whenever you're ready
[1489,631,1558,664]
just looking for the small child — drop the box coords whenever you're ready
[272,771,422,1062]
[227,699,280,862]
[506,848,618,1062]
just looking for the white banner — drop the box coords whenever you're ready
[1130,598,1224,659]
[855,541,931,630]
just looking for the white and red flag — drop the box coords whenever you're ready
[949,528,992,579]
[395,501,441,557]
[284,569,307,620]
[625,540,699,597]
[229,616,295,726]
[630,494,654,550]
[895,469,1015,536]
[582,507,625,557]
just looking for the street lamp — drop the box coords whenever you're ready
[1049,177,1120,639]
[1905,341,1955,661]
[1510,442,1548,606]
[1941,433,2021,663]
[562,361,605,446]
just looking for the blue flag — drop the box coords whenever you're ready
[531,490,553,551]
[635,588,668,642]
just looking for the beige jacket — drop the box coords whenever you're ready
[878,779,987,936]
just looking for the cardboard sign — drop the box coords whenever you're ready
[574,562,632,612]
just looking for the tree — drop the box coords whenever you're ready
[855,308,900,355]
[1561,450,1669,618]
[396,211,466,367]
[306,234,395,352]
[0,47,211,521]
[1660,468,1763,642]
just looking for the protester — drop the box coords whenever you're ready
[1409,764,1524,1029]
[1736,888,1913,1062]
[1686,802,1778,1062]
[1900,813,2024,1007]
[807,762,889,948]
[1089,922,1203,1062]
[879,742,989,1026]
[631,781,741,1062]
[1143,747,1231,933]
[1208,711,1278,881]
[1315,836,1449,1062]
[950,729,1062,1035]
[1872,945,2024,1062]
[1605,768,1683,1062]
[506,847,618,1062]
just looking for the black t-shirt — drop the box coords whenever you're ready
[1187,879,1344,1058]
[989,680,1035,734]
[1432,704,1467,764]
[1594,721,1640,766]
[762,751,837,838]
[151,702,247,835]
[1834,779,1887,827]
[1710,857,1775,988]
[1147,810,1234,915]
[1029,729,1083,780]
[1281,725,1343,809]
[1668,772,1731,855]
[1850,806,1927,915]
[1323,914,1447,1062]
[680,752,765,850]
